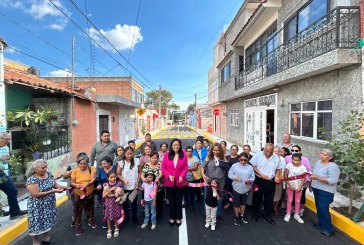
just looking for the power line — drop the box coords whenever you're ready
[47,0,154,90]
[125,0,142,73]
[179,0,242,83]
[83,0,96,78]
[0,11,105,75]
[69,0,158,89]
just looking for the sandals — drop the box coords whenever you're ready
[107,230,112,239]
[114,228,119,238]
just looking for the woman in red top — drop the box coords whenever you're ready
[161,138,188,226]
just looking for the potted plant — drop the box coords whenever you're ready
[8,153,25,181]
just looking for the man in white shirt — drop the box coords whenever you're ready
[250,143,282,225]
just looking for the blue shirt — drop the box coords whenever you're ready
[250,151,282,179]
[311,160,340,194]
[97,166,117,187]
[193,148,208,162]
[228,163,255,194]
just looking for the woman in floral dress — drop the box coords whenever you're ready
[26,159,64,245]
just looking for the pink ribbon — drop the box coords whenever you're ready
[149,181,159,199]
[188,182,234,202]
[116,209,125,225]
[63,186,88,199]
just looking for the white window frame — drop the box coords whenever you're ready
[289,100,332,141]
[230,109,239,126]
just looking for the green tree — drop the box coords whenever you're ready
[186,103,196,114]
[169,102,180,111]
[327,109,364,215]
[146,89,172,109]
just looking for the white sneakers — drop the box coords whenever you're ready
[284,213,291,222]
[151,224,156,230]
[141,224,148,229]
[294,214,304,223]
[205,223,215,230]
[284,213,304,223]
[299,208,305,217]
[205,223,210,228]
[211,225,216,231]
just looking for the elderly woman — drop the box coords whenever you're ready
[26,159,64,245]
[309,149,340,238]
[71,155,97,236]
[141,152,164,220]
[159,142,168,162]
[162,138,188,226]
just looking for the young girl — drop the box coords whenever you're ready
[113,146,125,167]
[205,178,220,231]
[103,171,123,239]
[284,153,307,224]
[140,172,157,230]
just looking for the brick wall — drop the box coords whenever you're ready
[72,98,97,160]
[77,81,131,100]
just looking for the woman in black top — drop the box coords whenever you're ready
[223,145,240,209]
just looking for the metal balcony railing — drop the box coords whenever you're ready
[235,7,360,91]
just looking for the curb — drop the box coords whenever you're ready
[189,125,364,244]
[0,195,69,244]
[306,195,364,244]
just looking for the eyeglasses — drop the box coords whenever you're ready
[239,158,248,162]
[291,150,300,152]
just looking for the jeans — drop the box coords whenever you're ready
[313,188,335,234]
[143,200,156,225]
[0,171,20,216]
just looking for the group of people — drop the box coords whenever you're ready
[6,130,340,244]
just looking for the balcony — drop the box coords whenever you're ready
[235,6,360,91]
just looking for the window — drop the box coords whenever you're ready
[221,61,231,83]
[245,22,277,70]
[290,100,332,140]
[284,0,328,42]
[230,109,239,126]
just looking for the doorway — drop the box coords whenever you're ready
[99,115,109,133]
[266,109,275,144]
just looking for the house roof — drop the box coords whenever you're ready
[4,66,91,100]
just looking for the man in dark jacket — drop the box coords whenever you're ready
[140,133,157,154]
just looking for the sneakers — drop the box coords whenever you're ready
[71,220,75,228]
[76,227,84,236]
[88,221,97,229]
[284,213,291,222]
[299,208,305,217]
[234,218,241,227]
[141,223,148,229]
[205,223,210,228]
[102,223,108,229]
[294,214,304,224]
[211,225,216,231]
[151,224,156,230]
[241,216,249,224]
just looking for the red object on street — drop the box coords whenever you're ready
[152,113,159,119]
[213,108,220,116]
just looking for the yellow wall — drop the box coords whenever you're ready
[4,58,29,71]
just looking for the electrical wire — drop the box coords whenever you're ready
[48,0,154,91]
[69,0,158,89]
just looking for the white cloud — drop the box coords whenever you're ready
[26,0,65,19]
[89,24,143,51]
[48,22,66,31]
[47,69,72,77]
[0,0,24,9]
[4,47,16,54]
[174,101,190,111]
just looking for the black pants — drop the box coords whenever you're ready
[252,177,276,217]
[124,189,138,221]
[193,179,203,201]
[166,186,184,220]
[156,189,164,220]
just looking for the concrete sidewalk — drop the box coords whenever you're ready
[0,126,168,244]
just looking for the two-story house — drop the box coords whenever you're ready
[209,0,362,160]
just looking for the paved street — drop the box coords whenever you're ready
[12,127,358,245]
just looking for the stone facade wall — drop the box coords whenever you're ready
[277,65,362,162]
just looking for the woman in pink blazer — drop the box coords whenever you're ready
[161,138,188,226]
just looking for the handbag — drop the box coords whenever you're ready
[192,165,203,180]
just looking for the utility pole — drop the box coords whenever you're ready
[194,93,197,128]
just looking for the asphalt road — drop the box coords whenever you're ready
[12,127,358,245]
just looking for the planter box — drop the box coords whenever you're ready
[306,195,364,244]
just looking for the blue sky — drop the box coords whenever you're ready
[0,0,243,109]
